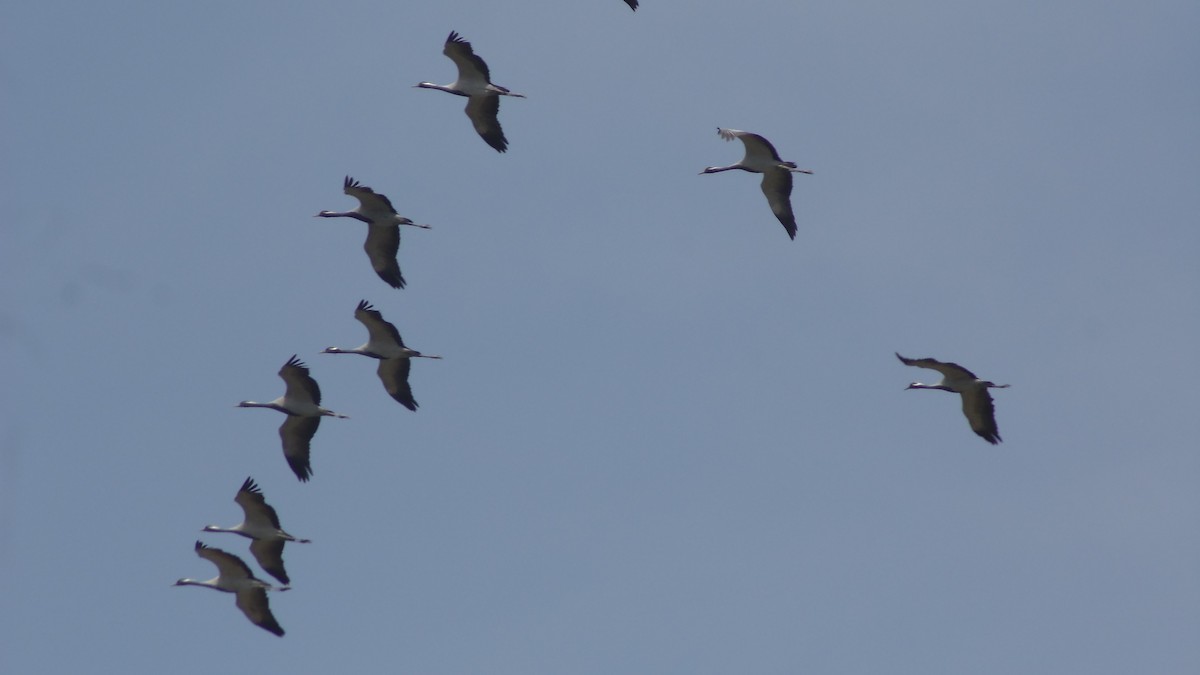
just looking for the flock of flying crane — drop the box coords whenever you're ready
[174,5,1011,637]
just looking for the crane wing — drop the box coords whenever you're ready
[249,538,290,586]
[719,128,783,163]
[378,357,417,411]
[236,587,285,637]
[364,223,404,288]
[235,477,282,530]
[466,95,508,153]
[961,387,1002,444]
[279,356,321,405]
[761,169,797,239]
[895,353,980,381]
[355,300,405,348]
[444,31,492,85]
[279,415,319,482]
[195,541,255,580]
[343,176,397,215]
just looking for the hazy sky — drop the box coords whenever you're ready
[2,2,1198,674]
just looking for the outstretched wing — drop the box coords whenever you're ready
[236,587,285,637]
[364,223,405,288]
[279,416,319,482]
[444,31,492,85]
[355,300,406,348]
[249,538,290,586]
[235,477,282,530]
[761,169,796,239]
[719,128,784,163]
[961,387,1002,444]
[377,358,418,411]
[895,353,979,380]
[195,540,255,580]
[465,95,508,153]
[279,356,322,406]
[343,176,397,215]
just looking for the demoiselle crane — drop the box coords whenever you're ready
[202,477,311,585]
[701,128,813,239]
[322,300,442,411]
[174,540,288,637]
[415,31,526,153]
[237,355,348,482]
[895,352,1010,444]
[316,175,430,289]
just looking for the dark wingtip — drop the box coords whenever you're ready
[376,266,406,289]
[975,429,1002,445]
[390,390,419,411]
[483,133,509,153]
[290,459,313,482]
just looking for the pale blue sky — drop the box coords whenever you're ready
[2,2,1198,674]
